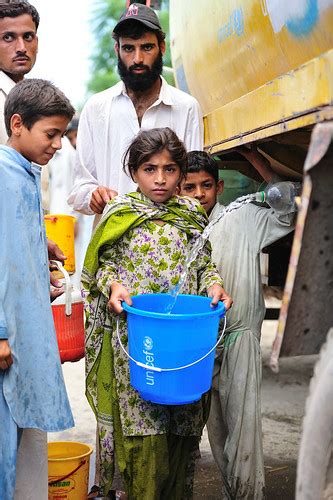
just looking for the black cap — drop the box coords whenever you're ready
[113,3,162,34]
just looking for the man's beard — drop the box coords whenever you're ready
[118,51,163,92]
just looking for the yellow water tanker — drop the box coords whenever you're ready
[170,0,333,154]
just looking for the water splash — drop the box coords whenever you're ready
[165,192,260,313]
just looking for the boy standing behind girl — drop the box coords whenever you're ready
[82,127,231,498]
[179,150,295,499]
[0,79,75,499]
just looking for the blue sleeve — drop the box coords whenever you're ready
[0,327,8,339]
[0,232,8,338]
[0,164,8,339]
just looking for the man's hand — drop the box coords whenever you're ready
[0,340,13,371]
[108,282,132,314]
[90,186,118,214]
[207,284,233,310]
[47,239,66,264]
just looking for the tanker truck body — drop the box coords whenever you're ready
[170,1,333,496]
[170,0,333,155]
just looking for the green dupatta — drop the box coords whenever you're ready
[81,192,209,494]
[82,192,208,413]
[83,192,207,280]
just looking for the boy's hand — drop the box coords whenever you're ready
[236,145,275,183]
[90,186,118,214]
[207,284,233,310]
[0,340,13,370]
[108,282,132,314]
[47,239,66,264]
[49,270,65,302]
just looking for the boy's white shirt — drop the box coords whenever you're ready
[208,201,295,337]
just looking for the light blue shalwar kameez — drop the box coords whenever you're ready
[0,146,74,500]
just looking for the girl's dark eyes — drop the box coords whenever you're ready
[143,167,177,173]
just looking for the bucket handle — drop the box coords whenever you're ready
[48,459,86,486]
[50,260,72,316]
[116,314,226,372]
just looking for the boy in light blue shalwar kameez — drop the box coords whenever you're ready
[0,79,76,500]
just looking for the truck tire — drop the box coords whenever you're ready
[296,328,333,500]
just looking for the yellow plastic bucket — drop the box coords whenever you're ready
[48,441,93,500]
[44,214,76,273]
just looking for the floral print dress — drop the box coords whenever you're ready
[81,193,223,495]
[96,220,222,437]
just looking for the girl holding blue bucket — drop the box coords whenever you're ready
[82,127,232,498]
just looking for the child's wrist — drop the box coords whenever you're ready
[110,281,120,290]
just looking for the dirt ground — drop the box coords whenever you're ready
[192,318,317,499]
[50,316,317,499]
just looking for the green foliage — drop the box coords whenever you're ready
[87,0,173,95]
[87,0,123,94]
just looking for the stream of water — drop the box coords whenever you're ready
[165,192,261,313]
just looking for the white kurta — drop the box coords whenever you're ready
[0,71,15,144]
[206,202,295,499]
[48,136,76,216]
[209,202,295,338]
[68,77,203,214]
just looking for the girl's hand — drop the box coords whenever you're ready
[108,282,132,314]
[0,340,13,371]
[207,284,233,310]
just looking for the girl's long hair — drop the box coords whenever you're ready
[123,127,188,181]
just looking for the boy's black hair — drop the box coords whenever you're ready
[0,2,40,30]
[67,116,79,132]
[124,127,187,181]
[187,150,219,183]
[4,78,75,136]
[112,20,165,46]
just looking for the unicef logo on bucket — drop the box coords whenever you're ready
[144,336,153,351]
[143,336,155,386]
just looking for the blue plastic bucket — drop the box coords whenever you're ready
[121,293,226,405]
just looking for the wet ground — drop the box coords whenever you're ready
[193,439,297,499]
[50,316,317,499]
[193,318,316,499]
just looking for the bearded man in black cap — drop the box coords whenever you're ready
[68,2,203,219]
